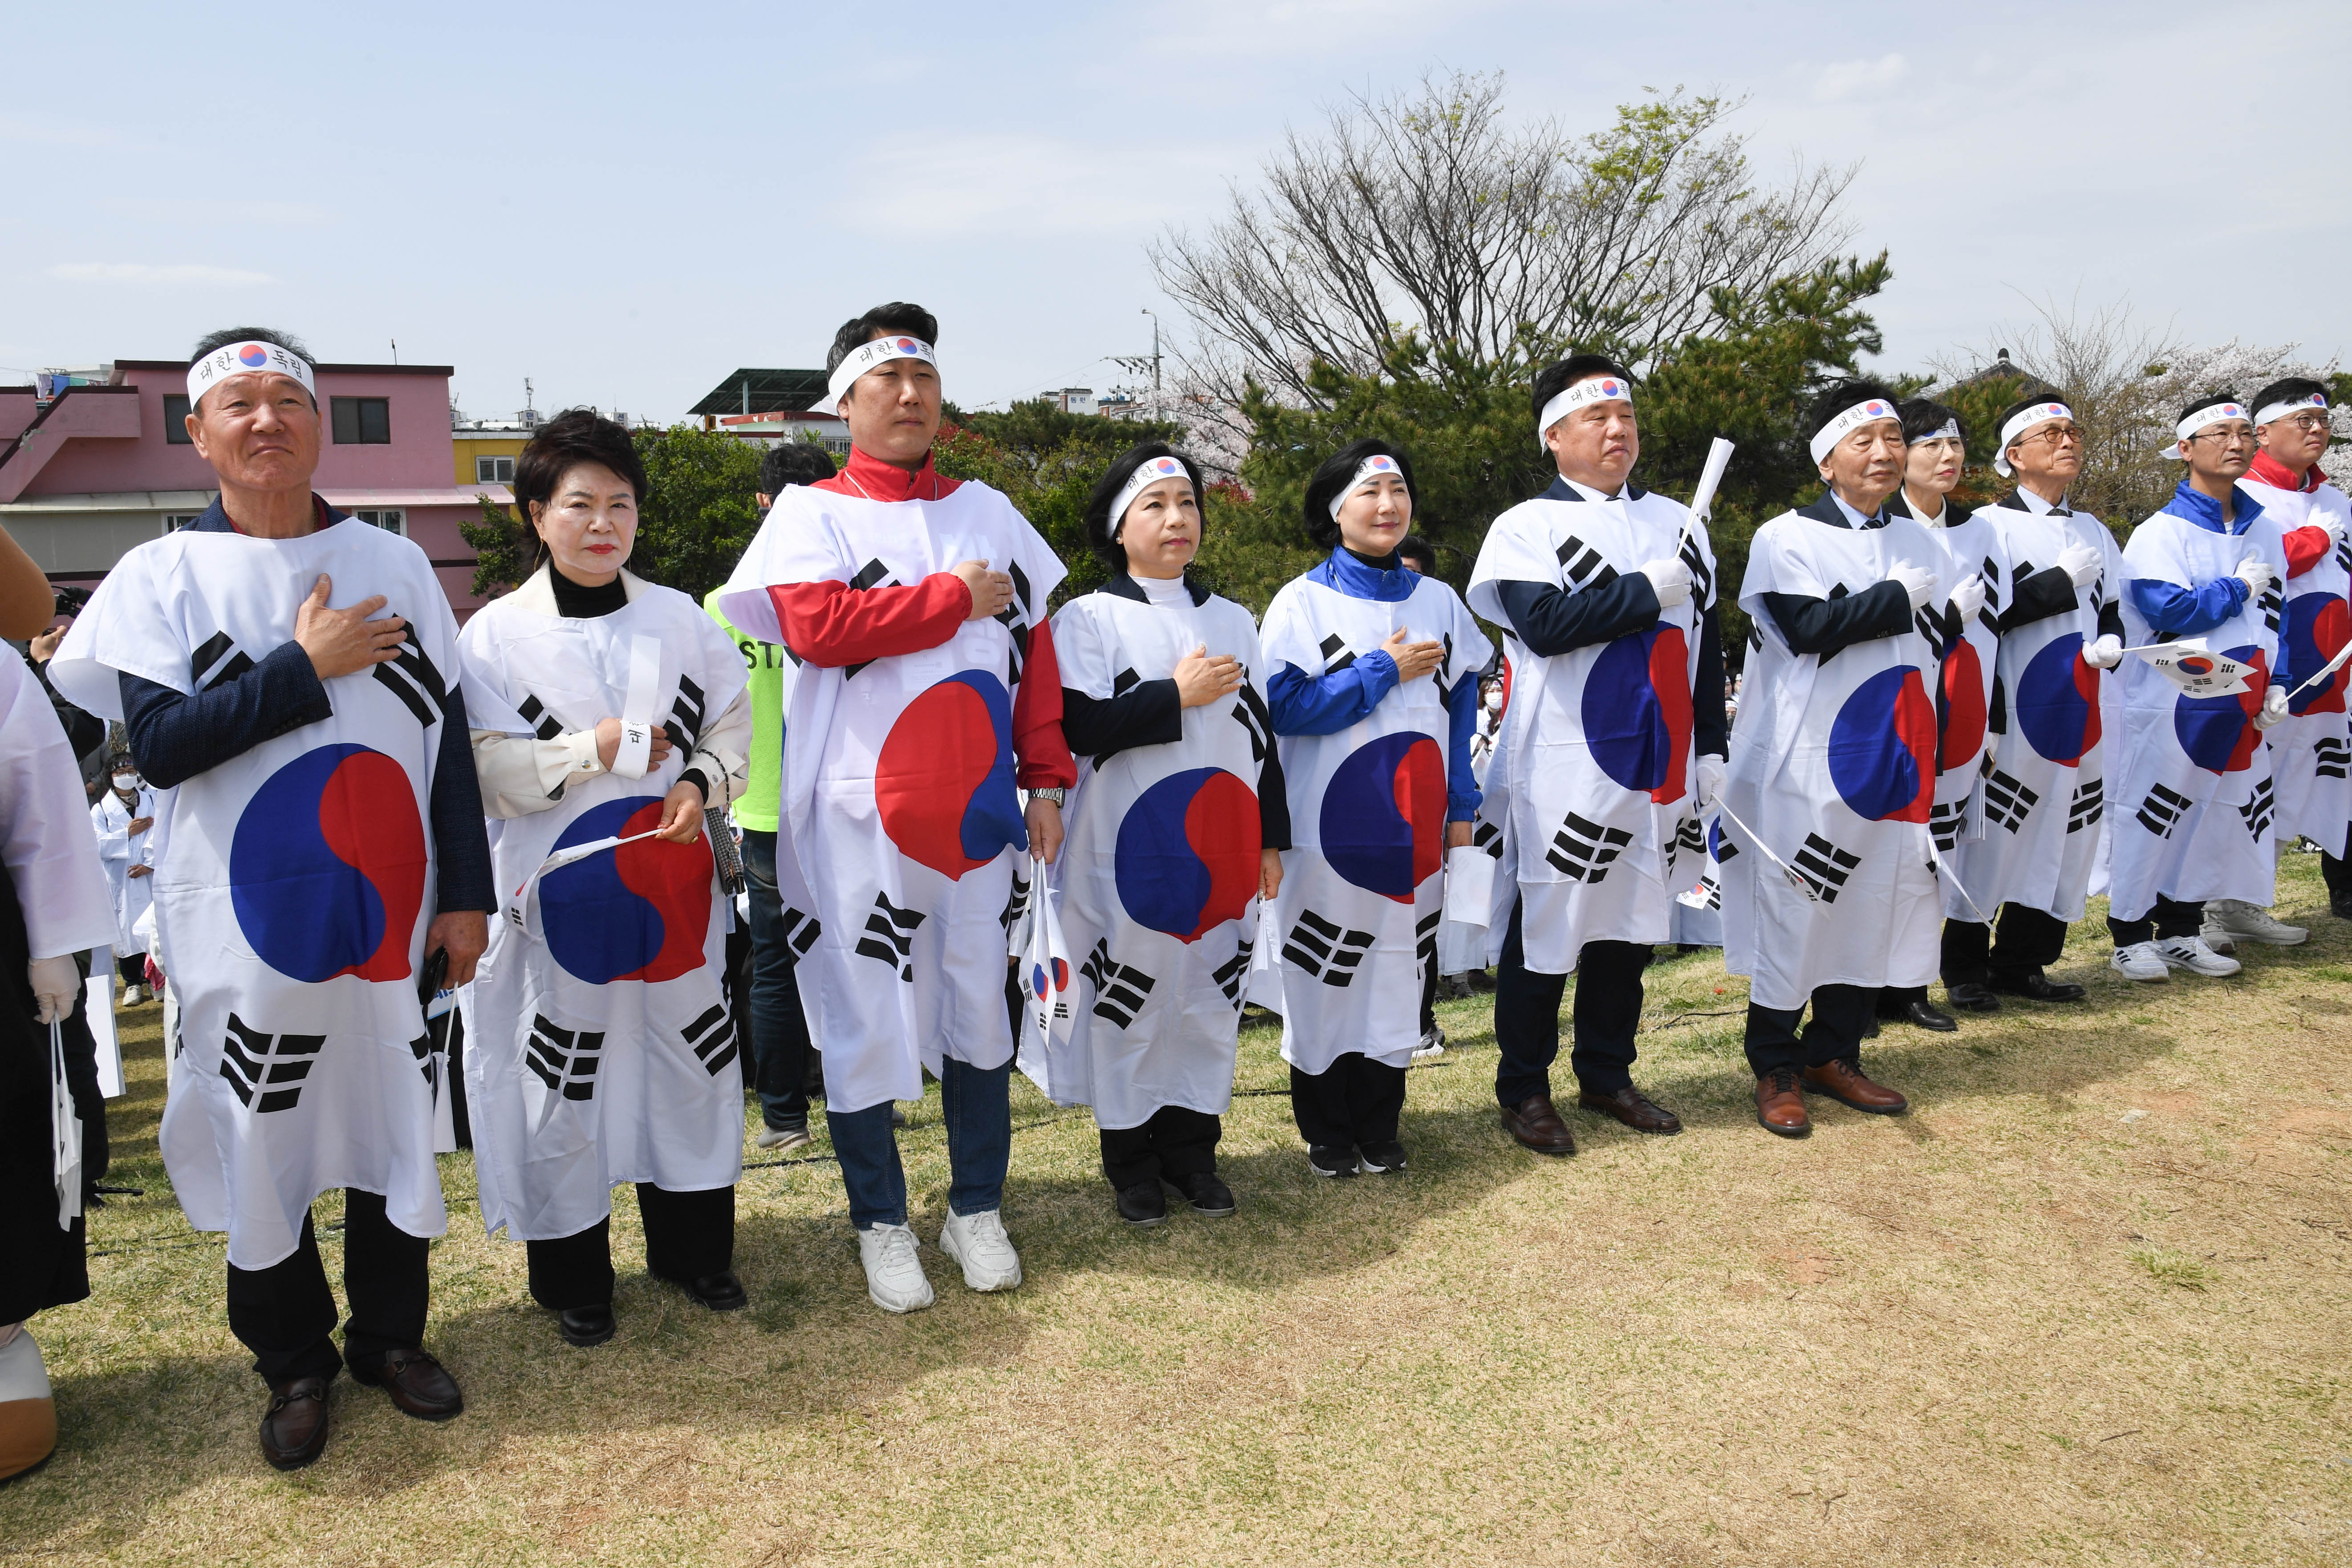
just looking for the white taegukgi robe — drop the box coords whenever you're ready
[89,784,162,957]
[2238,469,2352,849]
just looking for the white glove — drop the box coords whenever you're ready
[1887,562,1935,609]
[2083,633,2124,670]
[2055,543,2102,587]
[1693,754,1727,811]
[2235,556,2275,594]
[1948,573,1988,622]
[1639,557,1693,609]
[2254,685,2290,731]
[29,955,79,1026]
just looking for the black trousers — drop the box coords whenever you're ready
[524,1184,735,1312]
[224,1190,429,1385]
[115,954,143,987]
[2108,895,2203,948]
[2320,821,2352,908]
[1290,1055,1407,1149]
[1743,984,1877,1077]
[1493,898,1649,1103]
[1941,905,2072,987]
[1098,1106,1223,1189]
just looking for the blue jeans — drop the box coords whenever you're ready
[827,1057,1011,1230]
[740,830,811,1130]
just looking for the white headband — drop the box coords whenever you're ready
[1993,400,2074,477]
[1109,454,1193,535]
[825,334,936,413]
[1328,452,1406,520]
[1913,418,1962,443]
[2256,391,2330,427]
[2160,401,2250,460]
[1536,374,1633,451]
[1808,396,1902,464]
[187,341,316,410]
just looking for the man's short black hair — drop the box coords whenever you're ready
[1807,378,1905,444]
[1898,397,1964,445]
[1396,533,1437,573]
[825,303,939,375]
[760,441,836,496]
[188,325,315,369]
[513,409,649,571]
[1302,438,1416,549]
[1532,353,1635,428]
[2251,376,2330,417]
[1082,442,1206,574]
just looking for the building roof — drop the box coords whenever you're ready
[689,368,829,417]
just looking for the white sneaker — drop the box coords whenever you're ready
[2153,935,2241,977]
[2202,899,2307,949]
[856,1223,934,1314]
[938,1209,1023,1293]
[2110,943,2171,983]
[1413,1026,1446,1059]
[755,1123,813,1153]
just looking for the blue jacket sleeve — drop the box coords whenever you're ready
[2128,575,2249,639]
[1266,649,1399,736]
[429,680,494,913]
[1442,669,1481,821]
[120,641,332,789]
[1493,575,1661,656]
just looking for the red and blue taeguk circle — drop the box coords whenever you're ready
[541,797,713,984]
[876,670,1026,880]
[2173,645,2268,774]
[2014,632,2103,766]
[230,743,426,983]
[237,344,269,368]
[1113,767,1262,942]
[1938,637,1986,769]
[2285,593,2350,715]
[1826,665,1937,822]
[1320,731,1446,902]
[1581,624,1692,802]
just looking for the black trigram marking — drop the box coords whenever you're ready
[1547,811,1633,883]
[2259,581,2282,636]
[2068,778,2104,834]
[682,1001,737,1077]
[664,674,707,753]
[371,616,449,729]
[1929,796,1968,853]
[219,1013,325,1113]
[1678,531,1714,607]
[1111,666,1141,696]
[1474,818,1504,859]
[1983,770,2039,833]
[1319,633,1355,674]
[994,561,1036,679]
[516,691,563,741]
[1694,869,1722,911]
[779,906,821,957]
[999,865,1031,934]
[406,1031,435,1090]
[1231,683,1271,763]
[841,559,897,680]
[1554,535,1620,592]
[1415,908,1440,974]
[190,630,255,691]
[855,892,924,980]
[1792,833,1861,904]
[2135,783,2195,840]
[1912,604,1948,658]
[525,1013,605,1101]
[2315,735,2350,781]
[1080,939,1157,1028]
[1213,940,1252,1010]
[2241,776,2277,841]
[1282,909,1374,987]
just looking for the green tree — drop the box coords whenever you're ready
[460,493,531,599]
[627,424,766,602]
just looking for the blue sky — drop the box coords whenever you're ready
[8,1,2346,423]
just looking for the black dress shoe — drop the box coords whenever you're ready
[353,1348,463,1421]
[1116,1179,1167,1226]
[1945,981,2001,1013]
[1169,1170,1235,1217]
[1990,970,2087,1003]
[260,1375,332,1470]
[681,1271,749,1311]
[1891,999,1958,1032]
[558,1305,616,1347]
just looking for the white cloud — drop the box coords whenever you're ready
[46,262,275,286]
[1812,53,1907,102]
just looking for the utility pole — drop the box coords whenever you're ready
[1111,309,1164,393]
[390,338,398,364]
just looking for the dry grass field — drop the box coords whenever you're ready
[4,858,2348,1566]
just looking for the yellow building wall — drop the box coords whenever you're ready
[454,435,531,487]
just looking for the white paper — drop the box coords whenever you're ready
[1441,846,1495,926]
[84,962,124,1098]
[611,633,661,778]
[1688,437,1735,523]
[52,1023,82,1227]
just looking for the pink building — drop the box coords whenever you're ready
[0,359,508,617]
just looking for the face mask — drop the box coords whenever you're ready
[113,775,138,790]
[1483,691,1503,712]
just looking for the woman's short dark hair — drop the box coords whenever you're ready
[1898,397,1964,445]
[1807,378,1905,446]
[826,302,939,374]
[760,441,836,496]
[513,409,648,569]
[1303,438,1416,549]
[1082,442,1206,575]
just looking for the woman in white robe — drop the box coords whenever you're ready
[458,411,752,1348]
[89,760,159,1002]
[1024,444,1288,1226]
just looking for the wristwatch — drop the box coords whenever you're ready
[1029,788,1067,805]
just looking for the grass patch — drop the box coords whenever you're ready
[2130,1248,2215,1291]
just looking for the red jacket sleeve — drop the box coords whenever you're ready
[2284,524,2333,580]
[774,574,971,667]
[1013,616,1077,789]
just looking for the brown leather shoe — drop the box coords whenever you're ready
[1800,1057,1909,1115]
[354,1348,463,1422]
[1500,1094,1577,1155]
[1755,1068,1810,1138]
[1576,1085,1682,1135]
[259,1376,331,1471]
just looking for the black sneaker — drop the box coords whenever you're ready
[1115,1180,1167,1226]
[1357,1140,1408,1174]
[1170,1170,1235,1217]
[1308,1145,1359,1178]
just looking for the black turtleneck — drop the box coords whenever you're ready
[1344,545,1402,572]
[550,561,629,618]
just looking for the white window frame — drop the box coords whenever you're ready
[161,513,202,534]
[354,509,407,536]
[475,455,515,484]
